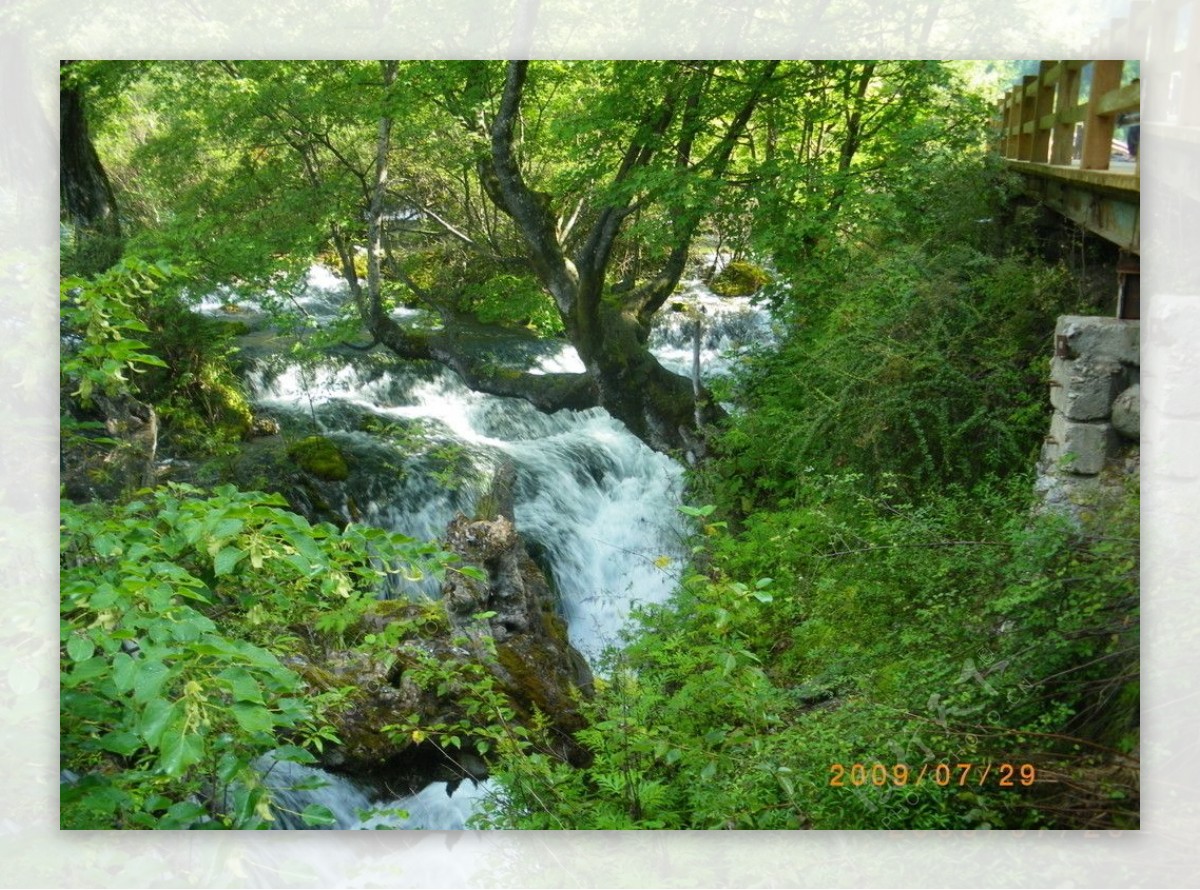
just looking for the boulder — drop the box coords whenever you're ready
[1042,412,1117,476]
[249,415,281,438]
[1111,384,1140,440]
[287,435,350,481]
[1049,356,1124,421]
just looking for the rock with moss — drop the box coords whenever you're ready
[439,509,594,753]
[286,435,350,481]
[709,260,770,297]
[309,466,594,791]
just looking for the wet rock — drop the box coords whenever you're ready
[249,415,281,438]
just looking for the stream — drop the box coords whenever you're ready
[211,264,772,828]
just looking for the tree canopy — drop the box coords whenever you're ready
[75,59,988,453]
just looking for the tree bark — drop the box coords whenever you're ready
[60,61,122,271]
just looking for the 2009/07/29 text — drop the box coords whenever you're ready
[829,762,1037,788]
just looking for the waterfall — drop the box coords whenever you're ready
[231,266,772,828]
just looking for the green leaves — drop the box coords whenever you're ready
[300,804,337,827]
[60,258,174,407]
[60,482,463,829]
[213,546,246,577]
[230,702,275,735]
[159,730,204,777]
[138,699,180,749]
[66,635,95,663]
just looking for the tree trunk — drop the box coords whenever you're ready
[60,63,161,494]
[576,299,721,456]
[362,60,776,457]
[60,62,122,273]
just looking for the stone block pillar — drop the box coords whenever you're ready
[1040,315,1139,476]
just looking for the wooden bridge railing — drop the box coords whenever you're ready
[994,60,1140,173]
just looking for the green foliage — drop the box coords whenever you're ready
[710,239,1080,509]
[60,258,172,407]
[72,59,1138,833]
[482,149,1135,829]
[60,222,125,280]
[429,443,479,491]
[463,273,564,338]
[378,641,526,765]
[60,483,456,828]
[139,306,255,457]
[708,260,770,297]
[60,252,257,461]
[485,471,1138,829]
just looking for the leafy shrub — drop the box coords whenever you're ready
[139,299,255,457]
[60,258,172,408]
[707,245,1080,511]
[484,467,1138,829]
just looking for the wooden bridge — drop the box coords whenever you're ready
[995,59,1141,316]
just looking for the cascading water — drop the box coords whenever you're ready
[214,265,772,828]
[648,278,775,381]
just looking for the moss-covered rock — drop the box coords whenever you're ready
[306,485,595,792]
[286,435,350,481]
[710,260,771,297]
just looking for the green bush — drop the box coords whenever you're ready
[705,244,1079,512]
[140,303,255,457]
[60,258,173,408]
[483,470,1138,830]
[464,273,565,338]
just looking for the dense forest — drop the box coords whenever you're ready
[60,60,1138,830]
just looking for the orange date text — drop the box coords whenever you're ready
[828,762,1037,788]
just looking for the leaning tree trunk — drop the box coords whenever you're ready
[575,294,722,457]
[357,60,775,458]
[60,62,123,274]
[479,60,776,457]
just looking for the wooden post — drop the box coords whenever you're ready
[1051,61,1081,164]
[1016,75,1036,160]
[1081,60,1124,169]
[993,99,1007,155]
[1032,61,1056,163]
[1005,85,1021,157]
